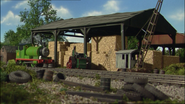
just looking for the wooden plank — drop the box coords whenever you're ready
[148,79,185,85]
[118,72,185,80]
[91,97,124,104]
[66,91,123,100]
[58,80,104,92]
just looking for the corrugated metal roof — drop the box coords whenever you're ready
[116,49,139,54]
[32,9,152,30]
[32,8,176,36]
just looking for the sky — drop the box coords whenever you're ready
[0,0,184,43]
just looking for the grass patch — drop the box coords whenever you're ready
[74,86,82,91]
[0,81,52,104]
[78,75,84,80]
[95,74,101,79]
[94,81,101,87]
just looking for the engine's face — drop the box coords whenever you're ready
[41,47,49,57]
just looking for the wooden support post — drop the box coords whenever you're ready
[125,36,128,49]
[121,23,125,50]
[53,30,59,67]
[172,33,176,56]
[168,47,171,55]
[84,28,87,55]
[162,46,165,55]
[128,54,131,69]
[81,28,90,55]
[153,46,158,50]
[92,37,102,53]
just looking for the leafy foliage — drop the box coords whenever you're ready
[2,0,68,47]
[176,48,185,62]
[0,71,8,82]
[2,60,37,80]
[127,36,139,49]
[95,74,101,79]
[163,63,185,75]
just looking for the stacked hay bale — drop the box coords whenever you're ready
[143,50,162,70]
[63,43,91,67]
[48,41,70,67]
[143,50,180,69]
[162,55,179,68]
[91,35,122,71]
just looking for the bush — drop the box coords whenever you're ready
[7,59,16,65]
[0,61,6,67]
[0,82,51,104]
[0,72,8,82]
[163,63,185,75]
[1,60,37,81]
[1,82,33,104]
[178,68,185,75]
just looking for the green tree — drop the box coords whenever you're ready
[3,0,67,46]
[176,48,185,62]
[127,36,139,49]
[3,30,19,46]
[19,0,67,43]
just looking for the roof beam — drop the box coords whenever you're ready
[31,30,55,33]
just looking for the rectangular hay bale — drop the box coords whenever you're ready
[162,55,179,68]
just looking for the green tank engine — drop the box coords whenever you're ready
[15,44,53,67]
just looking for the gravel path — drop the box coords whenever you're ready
[64,76,185,102]
[21,75,184,104]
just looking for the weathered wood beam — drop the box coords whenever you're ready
[168,47,171,55]
[52,30,59,67]
[66,91,123,100]
[80,27,91,55]
[121,23,125,50]
[32,30,55,33]
[57,80,104,92]
[172,33,176,55]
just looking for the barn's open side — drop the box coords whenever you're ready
[31,8,177,67]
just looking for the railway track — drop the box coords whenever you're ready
[24,67,185,86]
[3,65,184,86]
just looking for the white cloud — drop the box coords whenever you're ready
[82,0,120,16]
[169,10,184,21]
[1,11,21,26]
[52,4,72,19]
[103,0,119,13]
[12,0,29,9]
[82,11,103,16]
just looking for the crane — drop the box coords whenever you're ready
[135,0,164,68]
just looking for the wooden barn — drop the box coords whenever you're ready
[0,46,17,64]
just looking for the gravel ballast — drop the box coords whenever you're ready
[21,74,185,104]
[64,76,185,101]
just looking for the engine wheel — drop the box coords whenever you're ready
[48,63,53,68]
[43,63,48,68]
